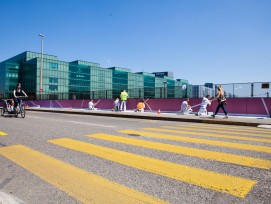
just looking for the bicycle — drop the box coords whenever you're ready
[14,96,27,118]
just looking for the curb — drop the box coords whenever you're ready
[26,108,269,127]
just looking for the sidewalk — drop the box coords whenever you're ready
[26,108,271,128]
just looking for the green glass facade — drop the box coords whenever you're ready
[0,51,189,99]
[137,72,156,98]
[0,61,19,98]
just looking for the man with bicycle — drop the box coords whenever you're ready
[13,83,28,109]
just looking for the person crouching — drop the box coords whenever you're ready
[135,99,145,112]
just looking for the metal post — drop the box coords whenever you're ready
[38,34,44,94]
[163,81,167,98]
[267,92,269,98]
[160,87,162,98]
[251,83,254,98]
[233,84,234,98]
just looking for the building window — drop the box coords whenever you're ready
[49,77,58,84]
[49,63,58,70]
[49,85,58,91]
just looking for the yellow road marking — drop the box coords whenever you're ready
[161,126,271,138]
[88,133,271,170]
[0,131,8,136]
[0,145,167,204]
[144,128,271,144]
[49,138,256,198]
[119,130,271,154]
[178,124,271,134]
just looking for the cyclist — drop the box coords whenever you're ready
[13,83,28,109]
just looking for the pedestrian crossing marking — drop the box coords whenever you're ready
[119,130,271,153]
[0,145,167,204]
[143,128,271,144]
[0,131,8,136]
[48,138,257,198]
[177,124,271,134]
[161,126,271,138]
[87,133,271,170]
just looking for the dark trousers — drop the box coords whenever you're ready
[114,105,119,111]
[14,98,22,108]
[214,103,227,115]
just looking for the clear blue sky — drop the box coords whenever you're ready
[0,0,270,85]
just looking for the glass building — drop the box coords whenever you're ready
[0,51,189,99]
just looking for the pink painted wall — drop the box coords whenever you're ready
[24,98,271,115]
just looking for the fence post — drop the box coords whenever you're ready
[251,83,254,97]
[233,84,234,98]
[160,87,162,98]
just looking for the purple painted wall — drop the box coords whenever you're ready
[24,98,271,115]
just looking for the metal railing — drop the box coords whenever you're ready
[1,82,270,100]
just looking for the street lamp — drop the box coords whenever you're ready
[163,81,168,98]
[38,34,44,94]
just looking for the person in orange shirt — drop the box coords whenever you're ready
[135,99,145,112]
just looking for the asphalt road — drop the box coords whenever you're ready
[0,111,271,204]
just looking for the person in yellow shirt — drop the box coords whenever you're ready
[120,90,129,111]
[135,99,145,112]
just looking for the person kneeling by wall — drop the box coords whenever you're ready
[135,99,145,112]
[179,98,192,115]
[88,100,97,110]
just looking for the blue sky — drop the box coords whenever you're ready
[0,0,270,85]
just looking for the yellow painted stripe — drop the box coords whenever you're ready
[144,128,271,144]
[88,133,271,170]
[0,145,167,204]
[178,124,271,134]
[162,126,271,138]
[49,138,256,198]
[0,131,8,136]
[119,130,271,154]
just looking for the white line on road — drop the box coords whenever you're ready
[27,115,115,128]
[0,192,25,204]
[27,116,42,119]
[66,121,116,128]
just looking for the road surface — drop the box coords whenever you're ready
[0,111,271,203]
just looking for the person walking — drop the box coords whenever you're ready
[120,90,129,111]
[211,85,228,119]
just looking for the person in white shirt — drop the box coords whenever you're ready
[88,100,95,110]
[197,95,212,116]
[180,98,192,115]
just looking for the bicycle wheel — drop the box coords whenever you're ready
[14,107,19,117]
[21,104,25,118]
